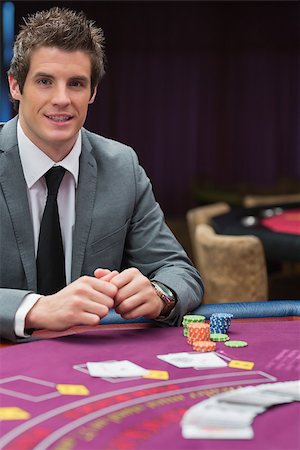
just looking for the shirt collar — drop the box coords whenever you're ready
[17,120,81,189]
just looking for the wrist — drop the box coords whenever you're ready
[25,295,44,329]
[151,281,177,317]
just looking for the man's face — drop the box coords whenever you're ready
[9,46,97,160]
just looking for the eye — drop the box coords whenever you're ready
[69,80,84,87]
[37,79,52,86]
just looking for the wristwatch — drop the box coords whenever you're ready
[151,280,177,317]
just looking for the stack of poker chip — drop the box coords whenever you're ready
[182,314,205,336]
[187,322,210,344]
[187,322,216,352]
[209,313,233,334]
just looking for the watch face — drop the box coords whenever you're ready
[152,281,177,318]
[163,286,174,298]
[155,281,175,300]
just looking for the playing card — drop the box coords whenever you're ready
[181,380,300,442]
[219,386,294,407]
[87,360,149,378]
[262,380,300,401]
[182,398,262,429]
[182,424,254,440]
[157,352,196,368]
[157,352,227,369]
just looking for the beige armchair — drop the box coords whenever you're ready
[186,202,230,261]
[194,224,268,304]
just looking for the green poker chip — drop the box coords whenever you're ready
[210,333,229,342]
[183,314,205,323]
[224,340,248,348]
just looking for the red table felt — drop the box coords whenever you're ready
[0,318,299,450]
[261,208,300,235]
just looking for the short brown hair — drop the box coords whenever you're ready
[9,7,105,109]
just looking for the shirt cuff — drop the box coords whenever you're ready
[14,293,42,337]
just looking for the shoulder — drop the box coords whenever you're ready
[82,128,135,154]
[82,128,139,167]
[0,116,18,134]
[0,117,18,152]
[0,121,8,136]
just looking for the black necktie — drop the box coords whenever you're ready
[37,166,66,295]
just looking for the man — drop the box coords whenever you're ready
[0,7,203,342]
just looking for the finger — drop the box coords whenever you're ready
[77,312,101,326]
[101,270,119,282]
[109,268,139,289]
[69,299,109,322]
[114,278,152,307]
[114,293,144,313]
[77,309,110,325]
[88,290,115,309]
[87,276,118,297]
[80,299,110,319]
[117,303,148,320]
[66,278,116,308]
[94,268,110,278]
[93,269,119,284]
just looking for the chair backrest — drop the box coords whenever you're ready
[194,224,268,304]
[186,202,230,261]
[243,193,300,208]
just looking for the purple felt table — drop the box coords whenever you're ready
[0,318,299,450]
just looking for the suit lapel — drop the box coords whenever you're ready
[0,120,98,286]
[71,133,97,280]
[0,120,36,289]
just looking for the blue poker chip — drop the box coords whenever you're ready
[209,313,233,334]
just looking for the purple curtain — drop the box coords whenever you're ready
[14,2,300,215]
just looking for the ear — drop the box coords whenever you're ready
[8,75,22,101]
[88,86,98,104]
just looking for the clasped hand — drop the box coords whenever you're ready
[25,268,164,331]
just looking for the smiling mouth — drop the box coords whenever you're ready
[46,115,72,122]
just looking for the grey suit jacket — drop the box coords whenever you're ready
[0,117,203,341]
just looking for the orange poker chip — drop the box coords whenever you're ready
[192,340,216,352]
[187,323,210,344]
[188,323,210,331]
[188,323,210,335]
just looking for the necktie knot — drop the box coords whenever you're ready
[45,166,66,197]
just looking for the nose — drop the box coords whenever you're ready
[51,85,71,107]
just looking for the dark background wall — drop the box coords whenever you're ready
[3,1,300,216]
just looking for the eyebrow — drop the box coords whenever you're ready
[32,72,90,83]
[32,72,55,79]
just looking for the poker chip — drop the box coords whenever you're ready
[182,314,205,336]
[187,323,210,345]
[224,340,248,348]
[183,315,206,323]
[210,313,233,334]
[192,340,216,353]
[210,333,229,342]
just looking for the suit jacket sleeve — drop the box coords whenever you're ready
[113,146,204,326]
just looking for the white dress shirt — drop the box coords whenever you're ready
[14,121,81,337]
